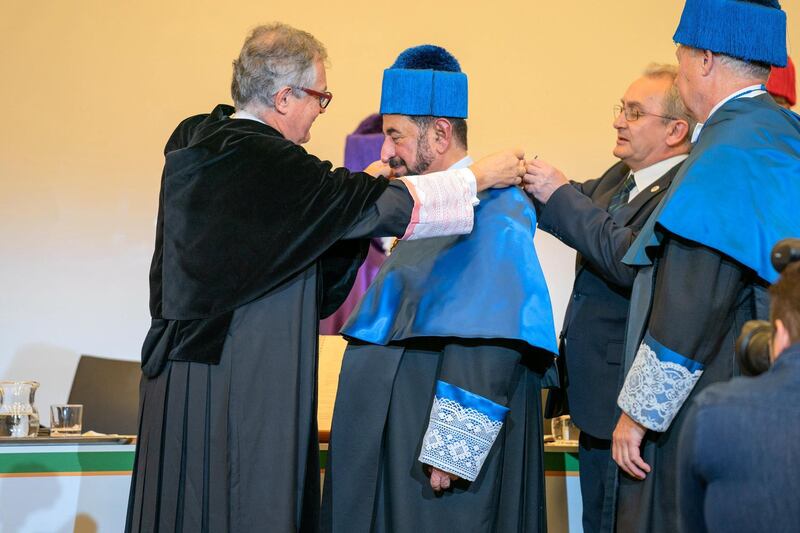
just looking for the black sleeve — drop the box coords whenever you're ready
[617,236,748,431]
[648,236,746,366]
[343,180,414,239]
[438,342,522,406]
[537,183,639,288]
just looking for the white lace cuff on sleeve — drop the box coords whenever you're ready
[418,380,509,482]
[617,332,704,432]
[398,168,477,241]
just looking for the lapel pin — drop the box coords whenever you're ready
[650,185,661,193]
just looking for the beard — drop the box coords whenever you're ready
[387,134,436,176]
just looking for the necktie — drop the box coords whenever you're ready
[608,173,637,215]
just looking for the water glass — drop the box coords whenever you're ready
[50,404,83,437]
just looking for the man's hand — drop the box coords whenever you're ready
[428,466,460,492]
[469,149,525,192]
[522,159,569,203]
[612,411,651,479]
[363,160,394,178]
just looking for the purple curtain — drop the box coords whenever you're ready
[320,114,388,334]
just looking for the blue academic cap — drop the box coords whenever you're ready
[674,0,787,67]
[380,45,468,118]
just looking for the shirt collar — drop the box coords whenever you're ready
[230,109,267,125]
[631,154,688,192]
[628,154,687,200]
[691,84,766,143]
[450,155,473,169]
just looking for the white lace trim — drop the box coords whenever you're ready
[418,396,504,482]
[399,168,476,240]
[617,341,703,432]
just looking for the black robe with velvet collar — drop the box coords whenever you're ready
[142,104,388,376]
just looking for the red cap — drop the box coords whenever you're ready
[767,57,796,107]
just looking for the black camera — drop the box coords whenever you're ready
[735,238,800,376]
[736,239,800,376]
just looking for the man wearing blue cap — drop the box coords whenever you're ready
[321,45,557,532]
[611,1,800,531]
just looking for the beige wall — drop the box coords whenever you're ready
[2,1,799,413]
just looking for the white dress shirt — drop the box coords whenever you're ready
[627,154,688,201]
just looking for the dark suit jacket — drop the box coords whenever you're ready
[677,343,800,533]
[538,159,680,440]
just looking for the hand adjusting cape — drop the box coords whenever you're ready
[142,104,388,376]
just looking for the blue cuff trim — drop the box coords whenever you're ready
[419,381,508,481]
[435,380,509,423]
[644,333,705,374]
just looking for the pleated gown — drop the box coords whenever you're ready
[127,266,321,533]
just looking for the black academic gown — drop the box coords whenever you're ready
[613,93,800,533]
[126,105,415,533]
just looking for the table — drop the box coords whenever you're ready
[0,335,584,532]
[0,438,135,533]
[0,438,582,532]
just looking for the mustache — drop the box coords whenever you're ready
[388,157,406,169]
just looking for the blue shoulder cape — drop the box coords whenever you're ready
[342,187,558,355]
[623,94,800,283]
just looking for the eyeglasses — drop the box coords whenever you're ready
[296,87,333,109]
[614,104,677,122]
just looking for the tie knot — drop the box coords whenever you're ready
[621,173,637,193]
[608,173,637,215]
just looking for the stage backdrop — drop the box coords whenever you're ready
[1,0,798,416]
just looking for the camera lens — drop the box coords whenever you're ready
[735,320,773,376]
[772,238,800,274]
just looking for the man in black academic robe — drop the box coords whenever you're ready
[125,24,525,533]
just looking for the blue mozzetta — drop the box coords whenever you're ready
[379,45,468,118]
[342,186,559,356]
[673,0,787,67]
[623,94,800,284]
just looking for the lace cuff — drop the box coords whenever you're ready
[617,333,704,432]
[398,168,477,241]
[418,380,509,482]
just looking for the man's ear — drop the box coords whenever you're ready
[273,86,294,114]
[700,50,714,77]
[772,319,790,362]
[431,118,453,154]
[666,119,690,147]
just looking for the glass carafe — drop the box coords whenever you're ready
[0,381,40,437]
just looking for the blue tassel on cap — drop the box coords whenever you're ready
[380,45,468,118]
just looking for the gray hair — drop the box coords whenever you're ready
[643,63,697,137]
[231,23,328,110]
[716,54,771,82]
